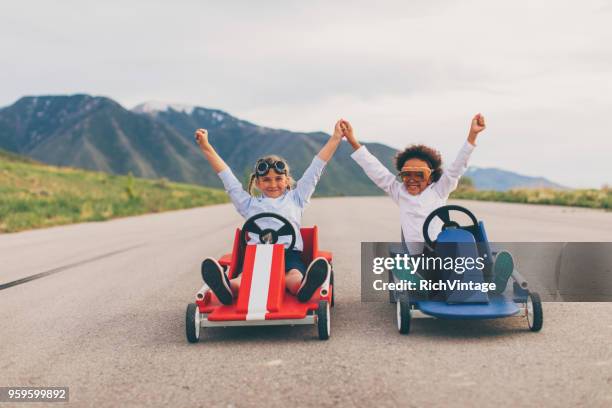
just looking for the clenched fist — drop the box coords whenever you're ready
[194,128,210,150]
[468,113,486,146]
[470,113,486,134]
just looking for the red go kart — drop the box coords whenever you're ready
[186,213,334,343]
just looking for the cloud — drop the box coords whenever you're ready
[1,0,611,187]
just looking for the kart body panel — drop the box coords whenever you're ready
[416,295,521,319]
[197,226,333,324]
[395,218,532,322]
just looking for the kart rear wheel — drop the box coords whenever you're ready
[397,300,411,335]
[186,303,201,343]
[388,270,397,303]
[526,292,543,332]
[317,300,330,340]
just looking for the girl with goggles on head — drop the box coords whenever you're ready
[254,158,287,176]
[193,120,345,305]
[340,114,487,251]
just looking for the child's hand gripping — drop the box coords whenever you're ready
[468,113,486,146]
[332,119,344,141]
[340,119,361,150]
[318,119,345,162]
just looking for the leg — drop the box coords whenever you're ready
[285,269,304,295]
[228,275,242,297]
[201,258,234,305]
[296,257,330,302]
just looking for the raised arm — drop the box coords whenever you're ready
[432,113,486,198]
[467,113,486,147]
[293,120,343,205]
[195,128,228,173]
[343,120,402,203]
[317,119,344,161]
[194,128,251,216]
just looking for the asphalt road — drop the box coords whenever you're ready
[1,198,611,407]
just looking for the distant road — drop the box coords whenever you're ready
[1,198,611,407]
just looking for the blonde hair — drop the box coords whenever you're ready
[247,155,295,196]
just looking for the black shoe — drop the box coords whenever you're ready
[493,251,515,294]
[297,257,329,302]
[201,258,233,305]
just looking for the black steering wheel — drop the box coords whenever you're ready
[422,205,479,246]
[241,212,297,250]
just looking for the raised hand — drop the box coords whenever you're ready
[194,128,210,151]
[471,113,486,133]
[468,114,486,145]
[317,119,345,162]
[332,119,344,141]
[340,119,360,150]
[193,128,228,172]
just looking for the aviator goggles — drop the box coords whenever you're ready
[398,166,432,182]
[255,159,288,177]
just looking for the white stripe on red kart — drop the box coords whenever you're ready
[246,245,274,321]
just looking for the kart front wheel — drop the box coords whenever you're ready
[526,292,543,332]
[397,300,411,335]
[317,300,330,340]
[330,268,335,307]
[186,303,201,343]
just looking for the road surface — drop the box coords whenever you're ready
[1,198,611,407]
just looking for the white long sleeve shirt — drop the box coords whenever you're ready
[351,142,475,247]
[217,156,327,251]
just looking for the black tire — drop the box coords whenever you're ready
[186,303,201,343]
[397,300,411,334]
[527,292,543,332]
[330,268,335,307]
[317,300,330,340]
[388,269,397,303]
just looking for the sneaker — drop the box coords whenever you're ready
[201,258,233,305]
[493,251,515,294]
[297,257,329,302]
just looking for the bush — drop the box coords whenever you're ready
[451,187,611,210]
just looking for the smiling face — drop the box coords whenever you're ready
[400,158,432,195]
[255,170,289,198]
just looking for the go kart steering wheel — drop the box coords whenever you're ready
[422,205,479,246]
[241,212,297,250]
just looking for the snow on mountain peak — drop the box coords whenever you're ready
[132,101,196,115]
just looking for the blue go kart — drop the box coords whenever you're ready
[389,205,543,334]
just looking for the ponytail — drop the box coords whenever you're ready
[247,173,257,196]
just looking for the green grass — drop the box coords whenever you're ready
[451,187,612,210]
[0,151,228,233]
[2,149,609,234]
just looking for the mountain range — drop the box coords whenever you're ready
[464,167,566,191]
[0,94,565,194]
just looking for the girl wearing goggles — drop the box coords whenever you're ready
[194,120,345,304]
[255,159,287,177]
[341,114,487,246]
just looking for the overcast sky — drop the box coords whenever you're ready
[2,0,611,188]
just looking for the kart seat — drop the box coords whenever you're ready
[436,228,489,303]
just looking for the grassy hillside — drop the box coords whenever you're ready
[0,150,228,233]
[451,183,611,210]
[0,95,395,196]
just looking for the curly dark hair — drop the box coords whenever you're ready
[395,144,443,182]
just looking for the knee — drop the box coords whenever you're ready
[285,269,303,294]
[286,269,303,281]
